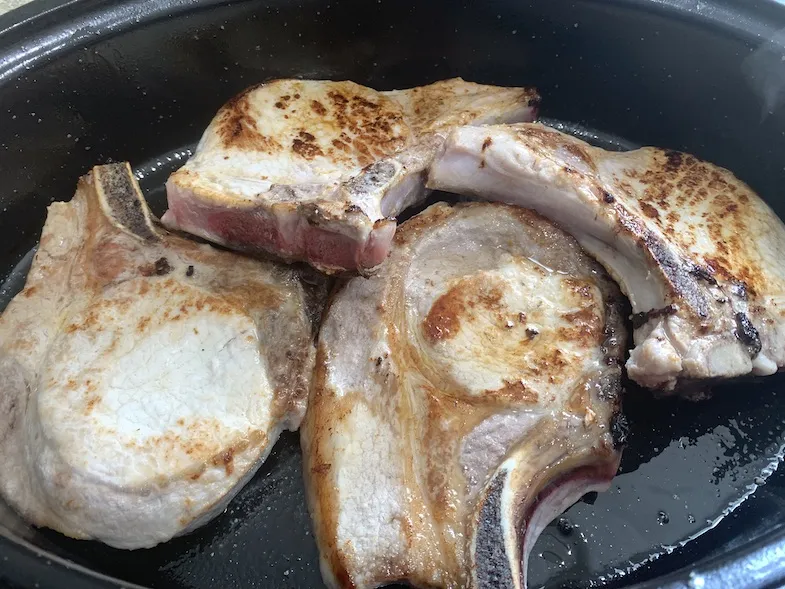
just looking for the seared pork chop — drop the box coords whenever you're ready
[301,202,626,589]
[0,163,316,549]
[163,78,538,273]
[429,123,785,393]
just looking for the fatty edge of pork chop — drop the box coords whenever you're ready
[428,123,785,394]
[0,163,316,549]
[301,202,626,589]
[162,78,539,273]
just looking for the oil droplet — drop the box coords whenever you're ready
[657,510,670,525]
[540,550,566,567]
[688,572,705,588]
[556,517,574,536]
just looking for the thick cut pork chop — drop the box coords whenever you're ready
[429,123,785,393]
[163,78,538,273]
[0,163,316,549]
[302,202,626,589]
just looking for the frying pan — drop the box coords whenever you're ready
[2,0,785,587]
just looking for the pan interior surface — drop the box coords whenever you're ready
[2,1,785,588]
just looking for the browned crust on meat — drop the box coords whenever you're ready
[483,380,539,403]
[216,91,284,153]
[324,88,406,165]
[629,148,770,296]
[510,123,785,323]
[303,344,356,589]
[422,277,504,344]
[214,80,409,168]
[403,80,539,135]
[512,126,714,318]
[292,130,325,159]
[392,202,457,246]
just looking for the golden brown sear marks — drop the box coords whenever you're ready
[482,379,539,403]
[559,278,603,345]
[217,93,284,154]
[217,80,408,168]
[311,100,328,116]
[422,276,504,344]
[639,201,660,219]
[622,148,771,294]
[323,87,407,165]
[292,130,325,160]
[404,81,537,135]
[508,124,771,299]
[560,141,597,173]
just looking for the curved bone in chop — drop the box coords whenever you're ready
[163,78,538,273]
[429,123,785,393]
[0,163,316,549]
[301,202,626,589]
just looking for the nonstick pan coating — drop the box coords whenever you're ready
[2,1,785,588]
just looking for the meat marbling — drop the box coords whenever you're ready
[0,163,317,549]
[163,78,538,273]
[429,123,785,393]
[301,202,626,589]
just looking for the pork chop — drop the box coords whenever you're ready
[162,78,539,273]
[301,202,626,589]
[429,123,785,393]
[0,163,317,549]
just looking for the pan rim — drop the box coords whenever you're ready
[1,0,785,82]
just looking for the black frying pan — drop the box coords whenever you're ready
[2,1,785,587]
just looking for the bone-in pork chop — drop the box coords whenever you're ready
[0,163,317,549]
[429,123,785,393]
[162,78,538,273]
[301,202,626,589]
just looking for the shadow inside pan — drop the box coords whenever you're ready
[1,122,784,589]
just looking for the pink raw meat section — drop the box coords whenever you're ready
[164,182,395,271]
